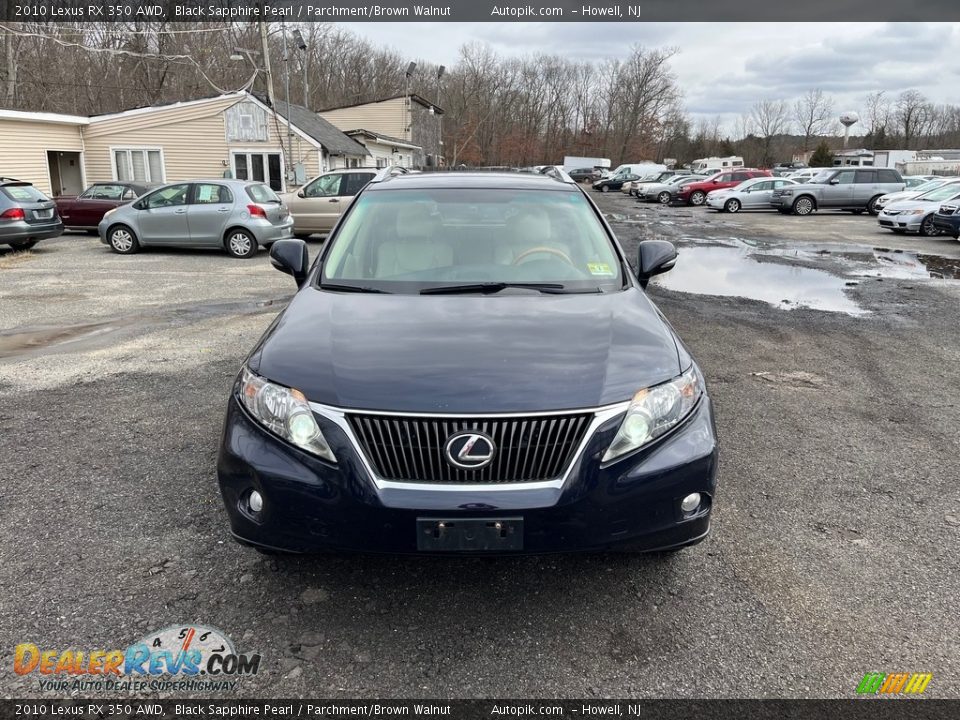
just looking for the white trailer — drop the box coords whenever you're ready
[872,150,917,168]
[895,160,960,176]
[563,156,611,171]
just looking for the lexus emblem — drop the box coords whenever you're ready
[444,431,496,470]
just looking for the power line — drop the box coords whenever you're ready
[0,22,253,95]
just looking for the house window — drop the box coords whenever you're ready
[113,148,164,183]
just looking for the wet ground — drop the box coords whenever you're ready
[1,210,959,699]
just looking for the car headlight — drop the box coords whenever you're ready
[905,209,924,215]
[238,367,336,462]
[603,366,703,462]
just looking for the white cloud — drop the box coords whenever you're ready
[338,21,960,131]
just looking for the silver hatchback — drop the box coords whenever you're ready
[98,179,293,258]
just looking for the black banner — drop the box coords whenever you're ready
[2,700,960,720]
[1,0,959,22]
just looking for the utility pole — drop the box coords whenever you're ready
[281,20,294,185]
[257,20,275,107]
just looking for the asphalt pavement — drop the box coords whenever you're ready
[1,197,958,699]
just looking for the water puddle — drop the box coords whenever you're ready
[653,246,866,314]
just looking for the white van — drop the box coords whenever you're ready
[608,163,668,179]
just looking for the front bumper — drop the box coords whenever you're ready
[705,196,727,209]
[878,213,923,232]
[932,215,960,236]
[0,220,63,243]
[216,393,719,555]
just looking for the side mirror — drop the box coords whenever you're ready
[270,239,310,288]
[637,240,678,289]
[297,190,306,198]
[829,179,840,185]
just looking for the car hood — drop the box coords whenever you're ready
[882,198,945,213]
[249,287,683,414]
[881,191,918,203]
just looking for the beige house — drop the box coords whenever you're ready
[0,109,88,197]
[0,91,369,196]
[319,94,444,168]
[343,129,423,169]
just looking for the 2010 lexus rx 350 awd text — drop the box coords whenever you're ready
[216,170,718,555]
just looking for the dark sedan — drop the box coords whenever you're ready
[55,182,153,232]
[217,170,717,555]
[591,173,641,193]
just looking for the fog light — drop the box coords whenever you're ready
[248,490,264,513]
[680,493,701,513]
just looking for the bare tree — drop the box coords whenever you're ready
[750,99,791,167]
[793,89,834,151]
[895,89,930,150]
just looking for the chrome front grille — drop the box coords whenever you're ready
[347,412,594,484]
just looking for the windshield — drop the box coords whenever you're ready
[322,188,624,293]
[910,179,947,194]
[915,182,960,202]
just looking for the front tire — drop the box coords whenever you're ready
[792,196,815,216]
[225,229,257,259]
[867,195,883,215]
[724,198,741,213]
[108,225,139,254]
[600,185,610,193]
[919,215,940,237]
[689,190,707,206]
[657,191,671,204]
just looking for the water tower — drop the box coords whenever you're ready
[839,112,859,148]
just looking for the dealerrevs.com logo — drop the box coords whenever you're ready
[14,624,261,693]
[856,672,933,696]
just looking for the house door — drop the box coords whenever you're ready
[232,152,283,192]
[46,151,84,196]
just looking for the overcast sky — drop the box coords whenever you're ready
[339,22,960,132]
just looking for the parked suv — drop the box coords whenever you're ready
[770,168,905,215]
[217,169,718,555]
[568,168,599,183]
[673,169,770,206]
[280,168,377,238]
[0,178,63,249]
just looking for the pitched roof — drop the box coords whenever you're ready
[273,101,369,157]
[317,94,444,115]
[344,128,422,150]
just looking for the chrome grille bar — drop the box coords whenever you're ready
[347,412,593,484]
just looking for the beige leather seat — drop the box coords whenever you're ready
[375,204,452,278]
[495,208,571,265]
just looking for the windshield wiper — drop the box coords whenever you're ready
[320,283,390,294]
[420,282,601,295]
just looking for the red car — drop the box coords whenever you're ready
[55,182,154,233]
[672,169,771,206]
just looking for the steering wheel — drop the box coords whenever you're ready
[512,246,575,267]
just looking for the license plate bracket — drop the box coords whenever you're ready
[416,517,523,552]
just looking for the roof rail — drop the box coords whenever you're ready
[370,165,411,183]
[540,166,577,185]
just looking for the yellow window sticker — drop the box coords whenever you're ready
[587,262,615,276]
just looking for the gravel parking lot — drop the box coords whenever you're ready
[2,194,959,699]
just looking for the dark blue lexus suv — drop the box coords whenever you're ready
[217,169,718,554]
